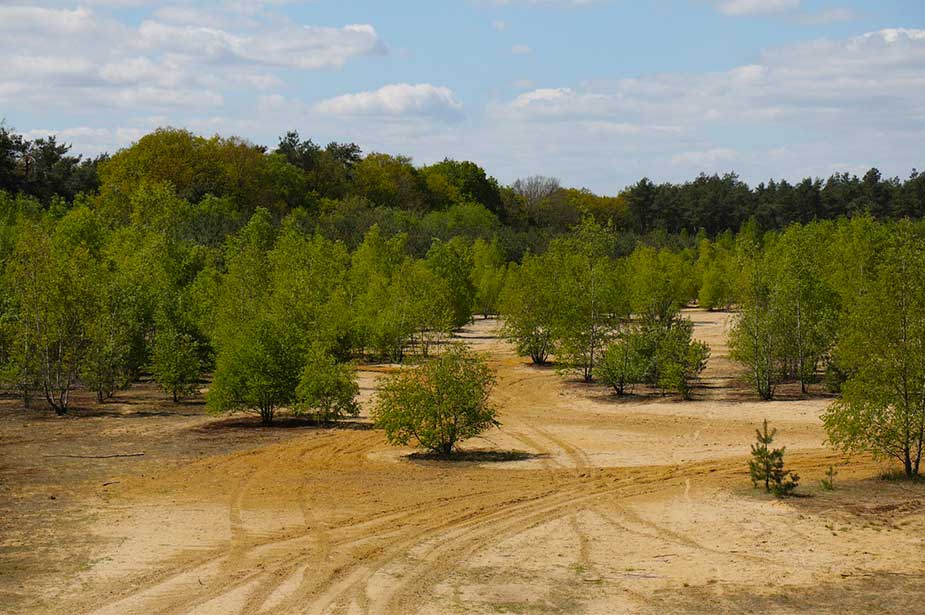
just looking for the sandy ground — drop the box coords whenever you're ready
[1,309,923,614]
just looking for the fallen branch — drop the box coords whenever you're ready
[44,452,145,459]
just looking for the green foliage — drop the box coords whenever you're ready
[420,159,504,216]
[729,243,781,400]
[547,217,626,382]
[820,466,837,491]
[626,244,695,323]
[766,223,839,391]
[598,332,647,395]
[425,237,476,329]
[749,419,800,496]
[295,346,359,423]
[471,238,506,318]
[499,255,557,365]
[373,345,498,456]
[5,214,100,413]
[600,316,709,399]
[150,316,201,403]
[207,317,302,424]
[653,319,711,399]
[695,236,737,310]
[823,222,925,477]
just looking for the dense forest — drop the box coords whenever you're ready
[1,125,923,475]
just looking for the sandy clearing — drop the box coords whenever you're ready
[1,309,922,614]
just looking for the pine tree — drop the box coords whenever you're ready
[749,419,799,496]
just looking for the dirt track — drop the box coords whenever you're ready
[2,310,923,614]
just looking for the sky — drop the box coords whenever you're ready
[2,1,924,194]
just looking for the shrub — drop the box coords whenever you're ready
[598,333,647,395]
[295,346,360,423]
[373,344,498,456]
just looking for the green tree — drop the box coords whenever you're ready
[207,317,302,424]
[499,254,557,365]
[598,331,647,395]
[729,243,781,400]
[654,318,710,399]
[767,223,839,392]
[749,419,799,496]
[425,237,476,329]
[295,346,359,423]
[6,216,98,414]
[150,315,201,402]
[373,345,498,456]
[549,218,626,382]
[471,237,506,318]
[823,223,925,477]
[626,245,695,323]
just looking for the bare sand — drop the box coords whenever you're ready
[1,310,922,614]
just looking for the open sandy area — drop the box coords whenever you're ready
[2,310,922,614]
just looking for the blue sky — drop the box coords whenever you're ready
[2,1,924,193]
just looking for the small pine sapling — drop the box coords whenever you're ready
[820,465,837,491]
[749,419,800,496]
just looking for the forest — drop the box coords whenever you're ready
[1,125,924,477]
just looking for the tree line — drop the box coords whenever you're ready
[0,125,922,475]
[3,126,925,253]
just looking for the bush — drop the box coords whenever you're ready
[150,323,201,402]
[373,344,498,456]
[295,346,360,423]
[598,333,647,395]
[654,320,710,400]
[600,316,709,399]
[207,319,302,424]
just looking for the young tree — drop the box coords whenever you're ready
[601,316,709,399]
[767,223,839,392]
[654,319,710,400]
[207,317,302,424]
[471,237,506,318]
[598,331,647,395]
[150,316,201,402]
[425,237,476,329]
[6,217,97,414]
[729,243,781,400]
[295,345,359,423]
[499,255,557,365]
[548,217,625,382]
[749,419,799,496]
[373,345,498,456]
[626,245,695,324]
[82,267,144,403]
[823,223,925,477]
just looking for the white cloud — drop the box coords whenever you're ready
[671,148,738,165]
[312,83,463,119]
[491,20,507,31]
[484,28,925,189]
[798,8,856,25]
[714,0,800,16]
[511,44,532,54]
[498,29,925,128]
[492,0,599,4]
[0,5,385,112]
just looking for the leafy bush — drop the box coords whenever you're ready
[600,315,709,399]
[296,346,360,423]
[598,333,647,395]
[373,345,498,456]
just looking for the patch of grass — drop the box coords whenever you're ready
[878,469,925,483]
